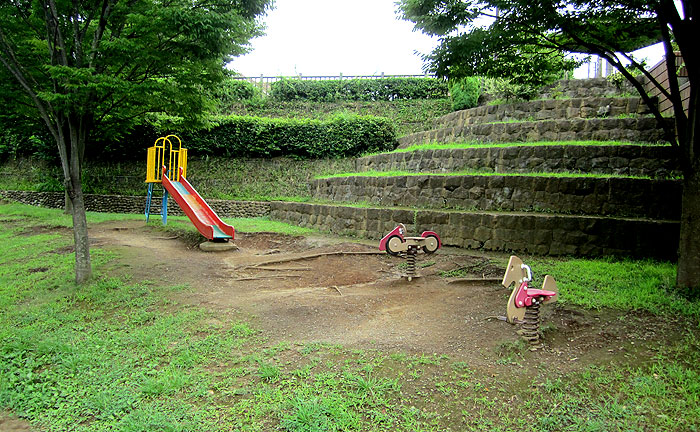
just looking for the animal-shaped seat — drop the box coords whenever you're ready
[502,256,558,324]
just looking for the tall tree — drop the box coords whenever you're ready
[0,0,271,283]
[399,0,699,290]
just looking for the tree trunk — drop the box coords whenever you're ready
[677,168,700,290]
[64,190,73,215]
[68,174,92,284]
[61,115,92,284]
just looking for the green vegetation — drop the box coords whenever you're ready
[397,0,700,290]
[0,202,141,226]
[0,156,355,201]
[378,140,670,155]
[269,77,448,102]
[449,77,482,110]
[0,140,674,204]
[214,78,265,108]
[185,113,396,159]
[223,99,452,136]
[0,100,449,164]
[1,203,699,431]
[160,216,319,240]
[317,169,653,180]
[439,256,699,320]
[21,113,398,163]
[532,257,699,318]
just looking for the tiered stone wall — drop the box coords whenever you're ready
[397,117,673,149]
[0,190,271,218]
[269,202,679,259]
[357,145,679,178]
[434,97,651,128]
[537,77,635,99]
[310,175,681,219]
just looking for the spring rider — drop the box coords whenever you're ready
[379,223,441,280]
[501,256,558,347]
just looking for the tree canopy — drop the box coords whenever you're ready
[0,0,273,282]
[0,0,271,142]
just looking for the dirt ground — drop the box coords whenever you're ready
[91,220,685,371]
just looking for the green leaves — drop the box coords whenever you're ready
[0,0,273,148]
[449,76,481,110]
[189,114,397,159]
[398,0,598,86]
[270,77,448,102]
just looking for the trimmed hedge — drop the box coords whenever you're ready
[1,113,397,162]
[270,77,448,102]
[185,113,397,159]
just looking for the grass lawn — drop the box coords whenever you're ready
[1,203,699,431]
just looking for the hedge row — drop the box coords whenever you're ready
[270,77,448,102]
[1,113,398,162]
[184,114,397,159]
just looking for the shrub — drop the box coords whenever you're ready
[82,123,158,162]
[270,77,448,102]
[0,129,55,162]
[186,113,397,159]
[483,77,539,102]
[449,77,481,111]
[216,79,262,104]
[211,78,265,114]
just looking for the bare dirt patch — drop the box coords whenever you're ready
[0,411,32,432]
[89,219,687,374]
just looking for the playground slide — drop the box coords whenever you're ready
[161,167,235,241]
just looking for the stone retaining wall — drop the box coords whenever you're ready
[3,190,679,259]
[0,190,271,218]
[357,145,679,178]
[310,175,681,219]
[434,97,651,128]
[269,202,679,259]
[397,118,672,149]
[537,78,635,100]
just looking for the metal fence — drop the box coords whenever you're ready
[232,73,436,86]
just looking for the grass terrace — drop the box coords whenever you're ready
[315,170,656,180]
[373,140,672,155]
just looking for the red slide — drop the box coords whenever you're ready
[161,167,235,241]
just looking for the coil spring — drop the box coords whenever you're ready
[405,247,417,280]
[521,301,541,345]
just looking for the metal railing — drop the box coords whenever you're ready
[232,73,436,85]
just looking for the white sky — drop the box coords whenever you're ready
[229,0,439,77]
[229,0,666,79]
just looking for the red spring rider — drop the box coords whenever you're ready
[501,256,558,346]
[379,223,441,281]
